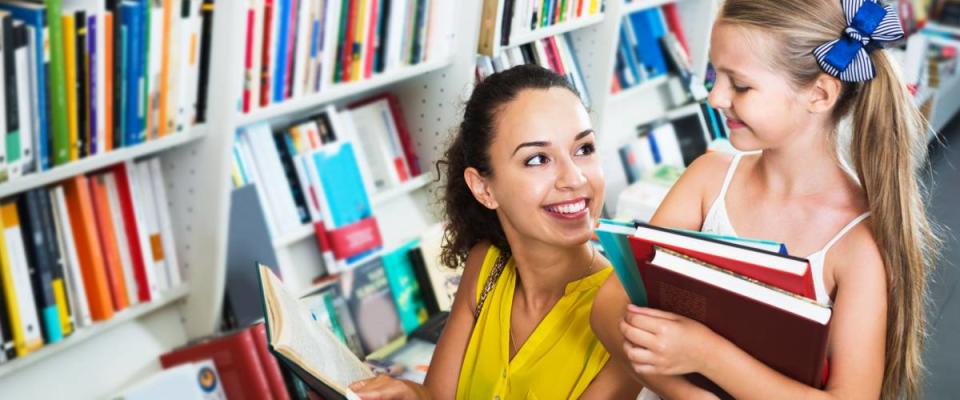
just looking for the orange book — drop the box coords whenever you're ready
[89,175,129,310]
[63,176,114,321]
[104,12,114,151]
[158,0,172,136]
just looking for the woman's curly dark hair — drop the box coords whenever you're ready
[437,64,582,269]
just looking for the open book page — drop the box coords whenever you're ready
[260,265,375,393]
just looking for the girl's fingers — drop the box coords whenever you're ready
[620,319,658,348]
[626,305,680,320]
[622,311,667,335]
[623,341,658,366]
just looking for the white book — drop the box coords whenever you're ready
[1,204,44,351]
[180,0,203,128]
[146,158,182,287]
[292,0,312,98]
[324,105,376,196]
[416,0,432,63]
[243,123,302,236]
[50,186,92,328]
[319,0,342,88]
[124,160,161,298]
[104,172,140,305]
[650,123,684,168]
[476,55,494,79]
[249,0,264,111]
[135,161,169,292]
[554,34,590,107]
[347,102,404,190]
[165,0,182,133]
[506,46,525,68]
[384,0,407,72]
[13,22,33,176]
[148,3,164,138]
[305,0,323,93]
[235,136,279,237]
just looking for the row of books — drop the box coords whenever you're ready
[612,4,690,93]
[476,33,591,106]
[240,0,447,114]
[0,157,182,364]
[617,109,707,184]
[478,0,603,54]
[0,0,214,178]
[233,93,421,255]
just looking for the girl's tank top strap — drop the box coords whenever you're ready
[717,153,744,202]
[819,212,872,254]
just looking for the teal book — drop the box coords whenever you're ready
[596,219,647,306]
[674,228,788,255]
[382,240,429,334]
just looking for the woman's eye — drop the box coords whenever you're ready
[525,154,549,166]
[575,143,596,156]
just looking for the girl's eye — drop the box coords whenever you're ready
[575,143,596,156]
[525,154,549,166]
[732,83,750,93]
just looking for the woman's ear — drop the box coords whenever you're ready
[464,167,498,210]
[808,73,842,114]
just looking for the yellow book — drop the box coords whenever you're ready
[158,0,173,136]
[53,279,73,336]
[0,204,45,357]
[62,16,79,161]
[352,0,369,81]
[590,0,599,15]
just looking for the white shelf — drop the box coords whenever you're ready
[608,75,674,106]
[271,174,433,248]
[622,0,677,14]
[0,285,190,379]
[238,59,452,126]
[0,126,208,199]
[507,14,605,49]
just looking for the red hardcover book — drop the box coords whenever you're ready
[661,4,690,55]
[243,5,255,112]
[630,223,816,299]
[546,37,567,75]
[284,0,299,99]
[631,247,831,391]
[111,163,151,303]
[251,323,292,400]
[260,0,275,107]
[341,0,358,82]
[348,93,421,176]
[160,328,274,400]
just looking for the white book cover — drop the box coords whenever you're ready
[114,359,227,400]
[650,123,684,168]
[50,187,92,328]
[292,0,312,98]
[347,102,403,190]
[103,172,140,305]
[249,0,264,111]
[146,158,182,287]
[243,123,302,236]
[148,4,164,138]
[384,0,407,72]
[235,136,279,237]
[165,0,182,133]
[306,0,323,93]
[1,206,44,349]
[124,160,161,298]
[319,0,342,88]
[505,46,525,69]
[13,22,33,176]
[134,161,169,292]
[179,0,202,129]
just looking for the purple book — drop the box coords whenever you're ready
[88,15,98,155]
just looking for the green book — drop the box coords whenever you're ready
[382,240,429,334]
[596,219,647,306]
[45,0,70,165]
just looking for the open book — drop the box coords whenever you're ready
[595,220,831,391]
[257,264,375,400]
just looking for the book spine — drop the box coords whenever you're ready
[75,12,87,158]
[45,0,70,165]
[2,14,21,179]
[19,192,63,344]
[87,15,98,155]
[195,0,213,123]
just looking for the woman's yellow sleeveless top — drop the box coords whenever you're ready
[456,246,612,399]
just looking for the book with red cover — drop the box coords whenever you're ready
[661,4,690,55]
[631,222,816,299]
[348,93,421,176]
[160,327,274,400]
[629,246,832,392]
[251,323,292,400]
[111,163,152,303]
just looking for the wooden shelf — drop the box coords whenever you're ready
[0,127,208,199]
[238,60,452,126]
[0,285,190,379]
[622,0,677,14]
[271,174,433,248]
[608,75,674,106]
[507,14,605,49]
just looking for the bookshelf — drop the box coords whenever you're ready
[507,13,606,48]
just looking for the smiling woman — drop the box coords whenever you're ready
[347,65,643,399]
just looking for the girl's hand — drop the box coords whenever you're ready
[349,375,425,400]
[619,305,723,376]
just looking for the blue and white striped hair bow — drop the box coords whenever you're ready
[812,0,904,82]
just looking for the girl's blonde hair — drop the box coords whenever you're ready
[717,1,938,398]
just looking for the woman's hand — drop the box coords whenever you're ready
[619,305,723,376]
[349,375,426,400]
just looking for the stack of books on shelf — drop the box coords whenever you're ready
[476,33,591,106]
[0,0,213,181]
[0,157,183,365]
[612,3,691,94]
[240,0,448,114]
[232,92,422,270]
[618,106,708,182]
[478,0,604,55]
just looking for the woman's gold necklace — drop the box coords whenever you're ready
[509,247,597,355]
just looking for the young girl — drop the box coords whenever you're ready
[592,0,937,399]
[350,65,641,399]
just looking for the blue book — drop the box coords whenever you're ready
[0,2,50,171]
[596,219,648,306]
[618,25,642,87]
[121,1,139,146]
[310,141,379,263]
[382,240,429,334]
[628,8,669,77]
[274,0,291,102]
